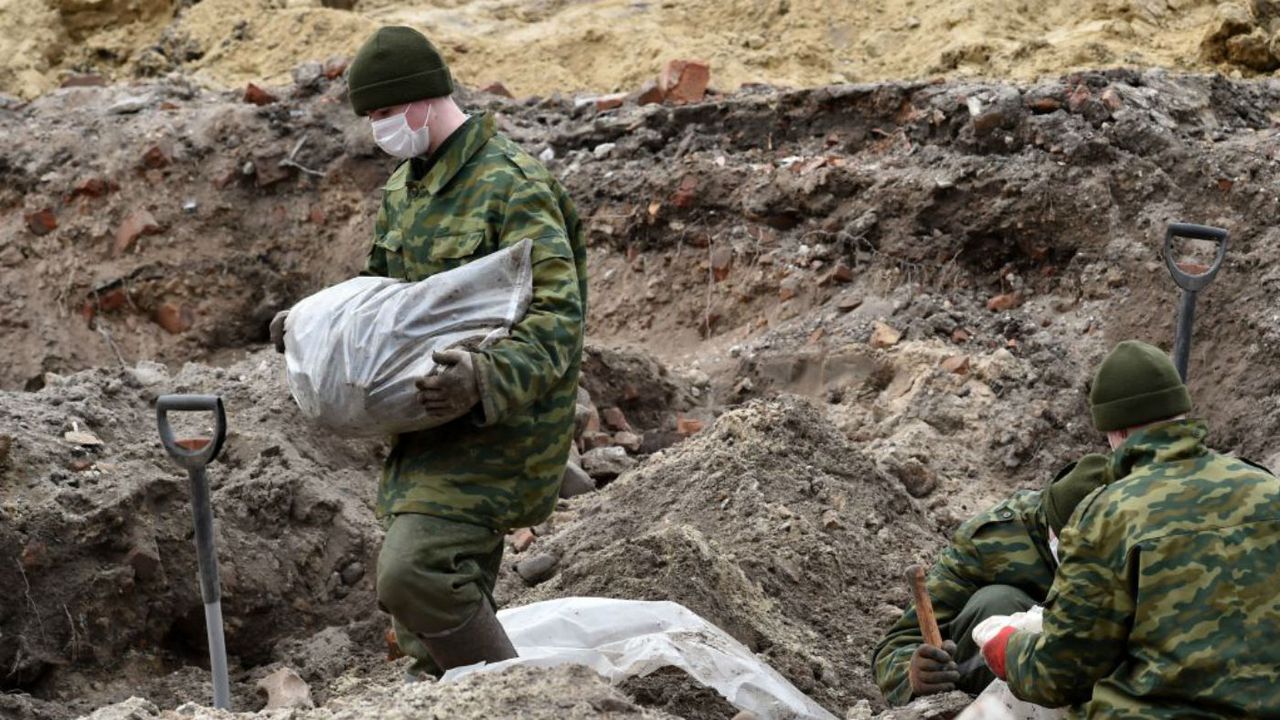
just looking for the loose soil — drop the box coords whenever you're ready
[4,0,1280,100]
[4,36,1280,720]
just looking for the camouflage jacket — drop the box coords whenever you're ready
[364,112,587,531]
[872,488,1058,705]
[1005,419,1280,718]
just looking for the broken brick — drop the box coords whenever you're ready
[91,287,129,313]
[211,164,241,189]
[244,83,278,106]
[671,175,698,209]
[254,154,291,187]
[594,92,627,112]
[1027,96,1062,113]
[1066,84,1092,114]
[154,302,193,334]
[1100,86,1123,112]
[870,321,901,349]
[952,328,971,344]
[819,262,854,285]
[385,627,405,661]
[114,209,162,256]
[126,544,162,582]
[659,59,711,105]
[24,208,57,236]
[140,145,170,169]
[602,407,632,432]
[322,56,349,80]
[71,176,111,199]
[986,292,1023,312]
[20,541,48,571]
[972,109,1007,135]
[481,82,513,98]
[61,74,106,88]
[308,206,327,225]
[580,431,613,451]
[676,416,704,436]
[635,80,664,106]
[613,431,642,453]
[509,528,536,553]
[941,355,971,374]
[710,246,733,281]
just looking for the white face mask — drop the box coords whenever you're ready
[371,104,431,159]
[1049,531,1060,565]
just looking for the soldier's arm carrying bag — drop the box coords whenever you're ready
[283,239,534,437]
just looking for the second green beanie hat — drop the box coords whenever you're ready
[348,26,455,116]
[1044,454,1113,535]
[1089,340,1191,432]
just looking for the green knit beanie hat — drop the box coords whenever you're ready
[348,26,454,116]
[1089,340,1191,432]
[1044,454,1112,535]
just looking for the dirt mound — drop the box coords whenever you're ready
[0,352,384,715]
[2,0,1278,101]
[80,665,682,720]
[498,395,944,717]
[6,60,1280,720]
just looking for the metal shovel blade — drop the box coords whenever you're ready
[157,394,231,710]
[1163,223,1228,382]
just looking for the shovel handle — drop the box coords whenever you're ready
[907,564,944,648]
[157,395,226,469]
[1163,223,1228,292]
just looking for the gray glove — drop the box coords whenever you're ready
[269,310,289,354]
[415,349,481,423]
[908,640,959,696]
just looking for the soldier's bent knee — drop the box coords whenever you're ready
[966,584,1036,618]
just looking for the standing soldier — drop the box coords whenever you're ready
[272,26,586,676]
[980,340,1280,716]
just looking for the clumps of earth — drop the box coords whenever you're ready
[6,17,1280,719]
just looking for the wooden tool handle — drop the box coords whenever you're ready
[906,564,944,648]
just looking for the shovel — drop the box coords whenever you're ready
[156,394,230,710]
[1163,223,1229,381]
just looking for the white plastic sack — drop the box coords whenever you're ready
[284,239,532,437]
[958,606,1065,720]
[443,597,838,720]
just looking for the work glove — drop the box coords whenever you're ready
[908,640,960,697]
[415,349,481,423]
[981,626,1017,680]
[269,310,289,354]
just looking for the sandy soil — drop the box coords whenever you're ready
[2,0,1276,100]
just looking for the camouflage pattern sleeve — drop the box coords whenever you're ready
[471,182,584,426]
[1002,486,1129,707]
[874,527,987,705]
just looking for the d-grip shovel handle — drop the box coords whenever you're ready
[157,395,226,469]
[1164,223,1228,292]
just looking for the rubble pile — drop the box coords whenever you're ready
[4,20,1280,720]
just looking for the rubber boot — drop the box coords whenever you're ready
[416,602,517,671]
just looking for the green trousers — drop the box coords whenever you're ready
[376,513,505,673]
[942,584,1037,694]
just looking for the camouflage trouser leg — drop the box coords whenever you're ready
[943,584,1037,695]
[376,513,505,677]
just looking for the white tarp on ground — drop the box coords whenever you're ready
[958,606,1066,720]
[444,597,838,720]
[283,239,532,437]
